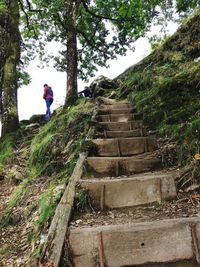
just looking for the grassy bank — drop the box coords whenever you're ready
[116,11,200,175]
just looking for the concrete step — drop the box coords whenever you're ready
[80,173,176,209]
[98,107,135,115]
[69,217,200,267]
[96,129,146,138]
[84,153,161,178]
[90,137,157,157]
[96,113,142,123]
[98,120,143,131]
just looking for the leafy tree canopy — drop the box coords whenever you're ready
[19,0,199,81]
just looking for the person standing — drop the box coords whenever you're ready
[43,84,54,120]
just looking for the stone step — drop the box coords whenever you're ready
[69,217,200,267]
[84,153,161,178]
[98,120,143,131]
[96,113,142,123]
[90,137,156,157]
[99,103,133,109]
[98,107,135,115]
[96,129,146,138]
[80,173,176,209]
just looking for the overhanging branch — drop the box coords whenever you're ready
[77,28,107,56]
[80,0,120,22]
[80,0,142,23]
[18,0,30,29]
[25,0,42,13]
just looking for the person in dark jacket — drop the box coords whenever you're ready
[43,84,54,120]
[78,86,92,98]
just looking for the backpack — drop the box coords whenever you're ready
[47,87,53,97]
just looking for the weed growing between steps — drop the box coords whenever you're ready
[0,98,94,266]
[74,187,94,212]
[117,11,200,183]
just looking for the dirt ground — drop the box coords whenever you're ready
[0,178,49,267]
[70,191,200,229]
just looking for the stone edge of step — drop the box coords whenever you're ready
[69,216,200,233]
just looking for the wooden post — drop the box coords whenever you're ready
[40,153,87,266]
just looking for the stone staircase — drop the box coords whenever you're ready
[68,99,200,267]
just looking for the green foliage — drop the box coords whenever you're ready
[7,179,29,209]
[28,99,93,178]
[0,99,93,231]
[18,71,31,87]
[119,11,200,165]
[176,0,199,12]
[75,188,92,212]
[0,134,15,164]
[33,183,61,230]
[0,1,6,12]
[20,0,199,80]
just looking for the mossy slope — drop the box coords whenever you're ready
[117,11,200,166]
[0,98,94,265]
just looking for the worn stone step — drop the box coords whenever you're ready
[98,120,143,131]
[99,103,133,109]
[84,154,161,178]
[80,173,176,209]
[90,137,156,157]
[69,218,200,267]
[96,129,146,138]
[98,107,135,115]
[96,113,142,123]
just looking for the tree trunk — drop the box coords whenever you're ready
[0,9,9,118]
[0,0,20,137]
[64,0,78,106]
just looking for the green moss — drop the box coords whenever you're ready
[0,1,6,12]
[118,11,200,167]
[33,182,61,232]
[0,133,15,164]
[28,98,93,178]
[0,244,11,259]
[7,179,29,208]
[0,98,94,232]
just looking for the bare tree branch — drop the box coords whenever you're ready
[55,12,68,31]
[25,0,42,13]
[18,0,30,28]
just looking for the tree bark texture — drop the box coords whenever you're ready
[64,0,78,106]
[0,0,20,136]
[0,9,9,116]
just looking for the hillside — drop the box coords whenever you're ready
[0,10,200,267]
[115,11,200,178]
[0,99,94,266]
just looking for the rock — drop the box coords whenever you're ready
[194,57,200,62]
[29,114,45,124]
[5,165,23,183]
[40,234,48,244]
[25,123,40,130]
[89,75,118,97]
[53,184,65,195]
[75,219,83,224]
